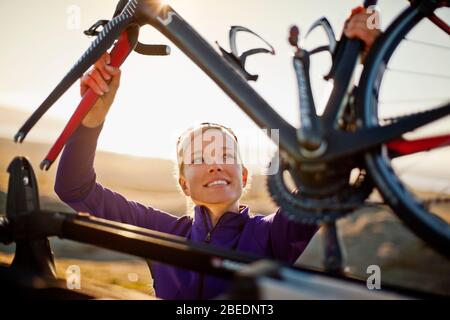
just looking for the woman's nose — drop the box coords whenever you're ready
[208,165,222,173]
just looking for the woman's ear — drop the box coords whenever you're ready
[242,166,248,188]
[178,176,191,196]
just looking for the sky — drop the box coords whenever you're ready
[0,0,448,169]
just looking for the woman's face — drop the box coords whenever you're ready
[178,128,248,209]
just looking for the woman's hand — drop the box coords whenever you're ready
[80,52,121,128]
[344,6,382,63]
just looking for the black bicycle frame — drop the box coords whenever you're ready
[138,3,302,161]
[132,0,449,164]
[152,0,450,158]
[15,0,449,168]
[137,2,355,162]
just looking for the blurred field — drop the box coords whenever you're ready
[0,108,449,298]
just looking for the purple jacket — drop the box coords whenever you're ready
[54,124,319,299]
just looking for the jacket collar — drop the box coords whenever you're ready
[193,205,249,231]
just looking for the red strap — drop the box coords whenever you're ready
[42,30,133,168]
[387,134,450,156]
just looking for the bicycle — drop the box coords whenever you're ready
[12,0,450,265]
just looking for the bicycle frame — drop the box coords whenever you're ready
[136,0,449,163]
[146,3,363,159]
[14,0,450,170]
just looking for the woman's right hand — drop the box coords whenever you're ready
[80,52,121,128]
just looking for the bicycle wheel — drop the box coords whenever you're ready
[357,2,450,257]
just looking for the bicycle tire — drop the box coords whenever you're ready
[357,3,450,257]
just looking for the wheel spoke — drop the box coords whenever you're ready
[386,67,450,80]
[405,38,450,50]
[379,97,449,105]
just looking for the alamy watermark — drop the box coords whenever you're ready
[366,5,382,30]
[66,265,81,290]
[366,264,381,290]
[66,5,81,30]
[176,128,280,176]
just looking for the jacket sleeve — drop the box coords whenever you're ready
[54,124,178,233]
[264,208,320,263]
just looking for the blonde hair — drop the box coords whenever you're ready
[174,123,249,215]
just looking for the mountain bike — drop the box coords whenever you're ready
[11,0,450,265]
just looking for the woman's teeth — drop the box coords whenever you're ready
[206,180,228,187]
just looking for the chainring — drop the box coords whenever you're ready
[266,154,374,224]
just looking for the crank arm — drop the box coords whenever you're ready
[293,53,323,150]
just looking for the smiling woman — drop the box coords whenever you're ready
[49,0,387,298]
[53,45,323,299]
[176,123,248,226]
[54,49,322,298]
[54,118,320,299]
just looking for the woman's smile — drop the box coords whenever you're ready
[204,179,230,188]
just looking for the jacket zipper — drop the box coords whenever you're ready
[198,209,226,299]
